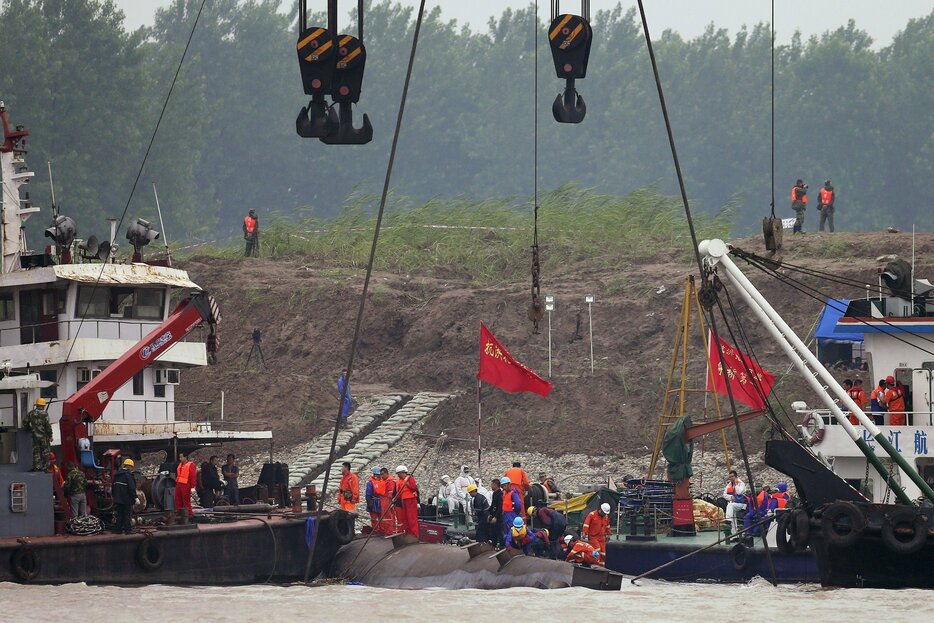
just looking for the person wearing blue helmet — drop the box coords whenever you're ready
[505,516,539,554]
[500,476,523,544]
[365,467,383,533]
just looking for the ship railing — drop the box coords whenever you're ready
[796,408,934,427]
[89,415,271,435]
[1,318,208,347]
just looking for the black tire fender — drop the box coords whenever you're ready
[730,543,750,572]
[332,510,356,545]
[10,546,40,582]
[136,537,164,571]
[881,507,928,556]
[776,512,795,554]
[821,502,864,548]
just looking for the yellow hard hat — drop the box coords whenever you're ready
[527,506,535,517]
[123,458,135,467]
[467,484,477,493]
[35,397,47,407]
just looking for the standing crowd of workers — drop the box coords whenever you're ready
[350,459,613,565]
[722,470,791,541]
[791,178,836,233]
[844,374,910,425]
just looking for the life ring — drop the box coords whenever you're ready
[136,537,164,571]
[10,546,41,582]
[881,507,928,556]
[801,413,825,445]
[821,502,864,548]
[730,543,750,572]
[776,513,795,554]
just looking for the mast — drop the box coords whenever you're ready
[700,238,934,505]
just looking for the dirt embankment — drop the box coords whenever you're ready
[177,232,934,460]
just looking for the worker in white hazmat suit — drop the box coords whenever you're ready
[453,465,476,527]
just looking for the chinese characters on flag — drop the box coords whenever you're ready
[706,330,775,410]
[477,323,552,397]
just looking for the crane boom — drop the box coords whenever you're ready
[59,291,219,469]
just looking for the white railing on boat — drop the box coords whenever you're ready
[1,319,207,347]
[798,409,934,427]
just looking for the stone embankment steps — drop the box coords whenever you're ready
[309,391,455,491]
[288,395,411,487]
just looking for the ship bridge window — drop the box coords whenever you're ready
[0,292,13,322]
[76,287,165,320]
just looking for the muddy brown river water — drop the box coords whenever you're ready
[3,579,931,622]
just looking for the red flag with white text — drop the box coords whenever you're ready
[706,330,775,409]
[477,323,552,397]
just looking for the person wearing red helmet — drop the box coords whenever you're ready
[881,375,906,425]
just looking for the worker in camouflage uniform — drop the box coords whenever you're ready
[23,397,53,471]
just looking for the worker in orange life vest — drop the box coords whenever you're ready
[582,503,612,554]
[175,452,197,522]
[791,179,808,233]
[769,482,790,511]
[505,461,530,516]
[817,180,835,233]
[870,379,887,425]
[338,461,360,512]
[243,209,259,257]
[881,375,907,426]
[395,465,420,538]
[723,470,747,537]
[563,534,602,565]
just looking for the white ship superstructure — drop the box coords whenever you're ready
[0,101,268,462]
[799,275,934,501]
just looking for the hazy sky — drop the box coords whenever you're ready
[115,0,931,46]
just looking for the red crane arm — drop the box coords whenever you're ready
[59,292,218,469]
[682,410,765,442]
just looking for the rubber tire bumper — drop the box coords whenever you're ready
[730,543,750,572]
[11,546,40,582]
[137,537,164,571]
[821,502,864,548]
[881,507,927,556]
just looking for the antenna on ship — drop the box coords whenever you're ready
[152,183,173,266]
[47,161,58,219]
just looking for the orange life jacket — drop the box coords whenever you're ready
[566,540,601,564]
[505,467,529,491]
[583,510,610,539]
[244,215,257,234]
[770,492,789,509]
[848,387,866,408]
[756,490,768,507]
[791,187,807,203]
[819,188,833,205]
[176,460,195,486]
[397,475,418,500]
[502,488,515,513]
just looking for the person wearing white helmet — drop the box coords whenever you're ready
[582,501,612,554]
[435,475,456,515]
[395,465,420,538]
[562,533,602,565]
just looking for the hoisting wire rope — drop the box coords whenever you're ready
[634,0,778,586]
[769,0,775,219]
[303,0,428,583]
[734,250,934,359]
[529,0,543,333]
[55,0,209,380]
[715,277,800,435]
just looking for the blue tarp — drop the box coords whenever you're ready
[815,299,863,343]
